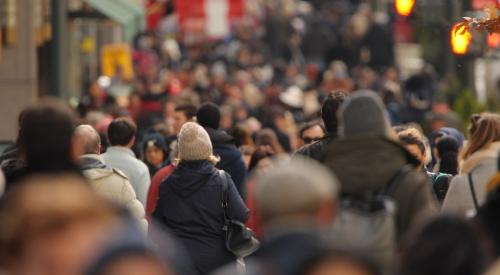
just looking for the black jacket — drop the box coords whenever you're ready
[476,186,500,257]
[294,134,337,162]
[152,160,249,274]
[205,127,248,199]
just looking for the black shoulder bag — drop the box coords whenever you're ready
[468,173,479,210]
[219,171,260,258]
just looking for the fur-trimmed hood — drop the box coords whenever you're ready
[461,141,500,174]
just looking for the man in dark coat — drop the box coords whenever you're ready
[320,90,437,238]
[196,103,248,199]
[295,91,347,161]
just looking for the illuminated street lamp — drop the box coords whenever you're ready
[395,0,415,17]
[451,23,472,55]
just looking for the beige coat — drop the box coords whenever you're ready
[442,141,500,216]
[81,155,148,231]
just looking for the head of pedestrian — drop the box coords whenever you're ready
[399,216,491,275]
[142,132,168,168]
[299,122,326,146]
[107,117,137,149]
[254,157,339,233]
[397,128,427,170]
[177,122,218,164]
[0,174,120,275]
[461,113,500,162]
[18,98,79,174]
[196,102,221,130]
[337,90,393,140]
[299,249,381,275]
[74,125,101,156]
[322,91,348,137]
[173,104,197,135]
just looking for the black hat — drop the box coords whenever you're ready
[196,103,221,130]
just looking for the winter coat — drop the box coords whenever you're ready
[152,160,249,275]
[205,127,248,199]
[320,137,438,238]
[103,146,151,206]
[294,134,337,162]
[476,185,500,257]
[80,154,148,232]
[442,142,500,216]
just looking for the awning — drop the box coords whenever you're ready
[84,0,145,41]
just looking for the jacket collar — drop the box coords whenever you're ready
[80,154,106,170]
[106,146,135,158]
[461,141,500,173]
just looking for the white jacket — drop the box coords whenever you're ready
[81,155,148,231]
[102,147,151,205]
[442,141,500,216]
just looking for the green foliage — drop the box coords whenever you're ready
[453,89,487,129]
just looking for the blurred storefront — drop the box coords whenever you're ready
[0,0,145,141]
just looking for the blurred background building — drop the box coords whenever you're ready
[1,0,500,141]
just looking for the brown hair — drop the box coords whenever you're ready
[461,113,500,160]
[255,128,285,155]
[0,174,119,265]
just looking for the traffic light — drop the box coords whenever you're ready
[395,0,415,17]
[451,23,472,55]
[488,33,500,48]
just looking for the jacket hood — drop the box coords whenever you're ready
[205,127,235,146]
[321,137,419,194]
[169,160,216,197]
[80,155,106,170]
[461,141,500,174]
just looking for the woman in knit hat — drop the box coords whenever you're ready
[152,122,249,275]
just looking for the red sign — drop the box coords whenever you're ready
[472,0,500,10]
[174,0,244,38]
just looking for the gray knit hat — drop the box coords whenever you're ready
[178,122,213,161]
[337,90,391,138]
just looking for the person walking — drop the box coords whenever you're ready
[152,122,249,275]
[442,113,500,216]
[196,103,248,199]
[321,90,437,238]
[295,91,347,161]
[74,125,147,231]
[103,118,150,206]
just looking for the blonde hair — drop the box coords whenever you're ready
[461,113,500,161]
[175,154,220,165]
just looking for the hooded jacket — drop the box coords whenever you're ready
[204,127,248,199]
[80,154,147,232]
[320,137,438,237]
[152,160,249,275]
[442,141,500,216]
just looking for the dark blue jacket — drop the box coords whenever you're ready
[152,160,249,275]
[205,127,248,199]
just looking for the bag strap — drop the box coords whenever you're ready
[219,170,231,222]
[468,173,479,210]
[382,164,414,196]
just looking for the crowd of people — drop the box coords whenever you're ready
[1,1,499,275]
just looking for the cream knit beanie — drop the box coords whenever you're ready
[178,122,213,161]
